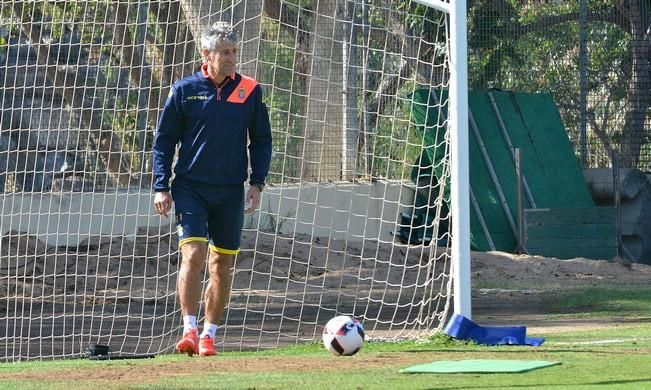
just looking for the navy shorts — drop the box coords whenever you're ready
[171,177,245,254]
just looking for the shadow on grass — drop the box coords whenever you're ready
[424,377,651,389]
[400,347,650,355]
[547,287,651,315]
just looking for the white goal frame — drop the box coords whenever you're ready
[413,0,471,318]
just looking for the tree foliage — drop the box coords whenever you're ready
[1,0,648,192]
[468,0,650,168]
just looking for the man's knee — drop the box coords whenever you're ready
[208,252,234,275]
[181,242,207,270]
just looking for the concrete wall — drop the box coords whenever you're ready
[0,191,162,247]
[0,182,416,247]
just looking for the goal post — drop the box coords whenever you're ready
[413,0,471,319]
[0,0,470,361]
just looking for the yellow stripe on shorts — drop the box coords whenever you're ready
[179,237,209,247]
[209,245,240,255]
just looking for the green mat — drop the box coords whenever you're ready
[400,359,561,374]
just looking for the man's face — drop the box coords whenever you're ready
[203,39,238,78]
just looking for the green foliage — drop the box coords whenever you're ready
[369,94,424,180]
[257,16,307,182]
[468,0,638,166]
[8,1,165,176]
[7,0,645,183]
[23,1,112,45]
[419,332,461,347]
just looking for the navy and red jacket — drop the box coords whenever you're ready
[152,67,272,192]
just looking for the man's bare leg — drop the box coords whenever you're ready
[176,242,207,356]
[178,242,208,316]
[198,251,234,356]
[204,251,234,324]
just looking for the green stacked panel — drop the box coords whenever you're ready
[411,89,610,258]
[525,207,617,259]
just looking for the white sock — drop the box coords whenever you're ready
[200,322,218,340]
[183,315,198,334]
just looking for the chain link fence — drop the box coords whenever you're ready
[470,0,650,170]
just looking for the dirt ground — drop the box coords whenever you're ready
[2,234,651,385]
[469,250,651,332]
[2,228,651,362]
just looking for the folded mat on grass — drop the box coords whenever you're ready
[400,359,561,374]
[444,314,545,346]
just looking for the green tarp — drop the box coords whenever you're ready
[411,89,595,252]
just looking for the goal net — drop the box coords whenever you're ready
[0,0,458,361]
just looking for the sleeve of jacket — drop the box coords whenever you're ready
[152,85,183,192]
[248,85,272,185]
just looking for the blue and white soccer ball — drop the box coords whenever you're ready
[322,315,365,356]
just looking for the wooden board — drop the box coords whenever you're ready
[524,207,618,260]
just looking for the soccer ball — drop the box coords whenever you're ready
[322,315,365,356]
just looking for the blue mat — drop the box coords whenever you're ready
[444,314,544,346]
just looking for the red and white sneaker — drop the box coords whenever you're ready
[199,335,216,357]
[176,329,199,356]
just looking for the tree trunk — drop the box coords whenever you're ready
[263,0,310,181]
[11,2,132,187]
[152,1,198,84]
[302,0,344,181]
[113,1,156,187]
[342,1,361,180]
[178,0,215,46]
[618,0,651,168]
[231,1,263,78]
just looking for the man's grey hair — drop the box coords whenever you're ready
[201,22,237,51]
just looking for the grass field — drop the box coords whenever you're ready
[1,286,650,389]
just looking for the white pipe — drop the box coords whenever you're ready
[448,0,472,318]
[411,0,452,14]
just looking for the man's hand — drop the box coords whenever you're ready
[245,185,262,214]
[154,191,173,217]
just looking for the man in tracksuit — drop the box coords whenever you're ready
[152,22,272,357]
